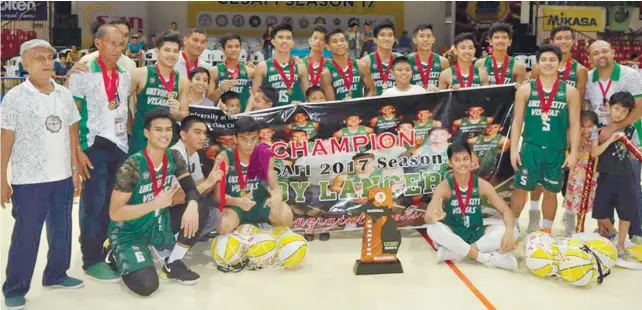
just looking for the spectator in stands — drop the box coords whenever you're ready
[137,29,146,47]
[66,45,80,65]
[55,53,71,77]
[262,24,274,59]
[345,21,362,59]
[398,31,412,54]
[126,35,144,67]
[170,21,178,32]
[17,62,27,77]
[361,22,375,57]
[189,67,215,106]
[148,34,157,50]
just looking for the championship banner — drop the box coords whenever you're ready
[187,1,404,36]
[0,1,47,21]
[542,6,604,32]
[190,85,517,234]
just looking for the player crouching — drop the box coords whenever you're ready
[424,143,519,270]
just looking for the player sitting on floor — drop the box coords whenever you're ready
[424,143,518,270]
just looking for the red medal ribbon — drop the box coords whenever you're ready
[182,51,199,75]
[218,161,227,212]
[560,59,572,81]
[332,59,354,94]
[536,77,561,115]
[453,173,474,219]
[375,50,393,85]
[272,59,295,90]
[455,63,474,88]
[155,64,175,95]
[143,149,168,197]
[598,79,613,106]
[308,56,324,87]
[225,61,240,80]
[233,148,250,193]
[491,54,509,84]
[415,53,434,87]
[96,57,119,102]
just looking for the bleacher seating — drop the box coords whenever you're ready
[2,29,36,60]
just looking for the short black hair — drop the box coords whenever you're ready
[306,86,324,99]
[180,115,207,132]
[260,86,278,104]
[144,108,173,130]
[580,110,599,125]
[234,116,260,134]
[151,34,156,38]
[345,113,361,119]
[272,23,293,37]
[397,120,414,128]
[108,17,130,30]
[138,29,143,33]
[392,56,411,69]
[221,91,241,104]
[413,24,433,35]
[171,22,177,26]
[189,67,210,81]
[551,25,574,40]
[428,126,450,137]
[609,91,635,110]
[454,32,475,47]
[290,128,307,136]
[374,21,395,37]
[325,28,345,42]
[312,25,327,35]
[156,31,183,49]
[447,142,472,159]
[536,44,563,62]
[187,27,207,37]
[488,23,513,39]
[352,152,374,161]
[220,33,242,48]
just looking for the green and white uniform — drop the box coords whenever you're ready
[373,115,399,134]
[326,58,364,100]
[409,52,443,87]
[224,149,271,224]
[558,59,580,88]
[340,125,370,153]
[264,59,305,106]
[303,57,326,87]
[483,56,516,85]
[108,149,186,275]
[413,119,436,141]
[450,66,482,88]
[291,121,318,139]
[216,63,251,112]
[368,52,403,95]
[131,65,180,155]
[514,80,569,193]
[442,174,484,244]
[472,134,503,177]
[459,117,490,139]
[417,144,450,192]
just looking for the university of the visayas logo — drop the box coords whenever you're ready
[467,1,509,25]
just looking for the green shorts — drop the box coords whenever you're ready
[108,215,175,275]
[229,204,271,225]
[513,142,565,193]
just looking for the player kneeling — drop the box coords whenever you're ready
[424,143,519,270]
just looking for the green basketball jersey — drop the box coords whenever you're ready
[413,119,435,141]
[326,58,364,100]
[450,66,482,88]
[524,80,570,150]
[131,65,180,155]
[558,59,580,88]
[459,117,490,139]
[264,59,305,106]
[303,57,326,87]
[368,52,403,95]
[483,56,515,85]
[343,169,384,199]
[224,149,269,208]
[108,150,177,235]
[409,52,442,87]
[472,134,503,175]
[341,125,370,153]
[291,121,317,139]
[442,174,484,244]
[374,115,399,133]
[216,63,251,112]
[418,144,450,192]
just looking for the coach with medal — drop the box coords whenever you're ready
[68,24,132,283]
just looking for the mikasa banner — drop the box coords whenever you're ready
[542,6,605,32]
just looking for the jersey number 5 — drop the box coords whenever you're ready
[542,116,551,132]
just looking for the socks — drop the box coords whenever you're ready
[476,252,490,264]
[167,244,189,264]
[542,219,554,229]
[530,200,540,211]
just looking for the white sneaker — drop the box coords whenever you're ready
[563,211,576,237]
[436,247,463,262]
[527,210,541,233]
[484,252,518,271]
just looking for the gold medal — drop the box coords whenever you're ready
[240,190,247,197]
[167,92,176,100]
[346,91,352,99]
[287,88,293,95]
[541,113,549,122]
[108,101,117,110]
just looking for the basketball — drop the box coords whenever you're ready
[211,234,245,267]
[271,226,295,240]
[246,233,278,266]
[629,244,642,262]
[526,247,559,277]
[584,237,617,268]
[235,224,260,239]
[551,238,584,259]
[276,233,308,268]
[559,249,597,287]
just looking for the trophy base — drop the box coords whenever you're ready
[353,259,404,275]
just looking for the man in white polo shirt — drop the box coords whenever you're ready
[174,27,212,78]
[585,40,642,242]
[68,24,133,282]
[1,39,83,310]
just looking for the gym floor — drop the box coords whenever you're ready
[1,196,641,310]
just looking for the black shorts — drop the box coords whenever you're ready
[592,173,637,222]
